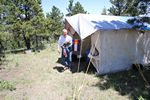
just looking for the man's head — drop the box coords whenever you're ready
[63,29,68,36]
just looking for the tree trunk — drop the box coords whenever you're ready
[26,38,31,50]
[0,40,5,62]
[35,35,38,49]
[0,40,4,52]
[22,31,31,50]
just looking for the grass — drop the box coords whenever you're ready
[0,80,16,91]
[0,43,149,100]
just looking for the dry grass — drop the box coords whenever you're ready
[0,43,149,100]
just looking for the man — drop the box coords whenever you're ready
[58,29,72,70]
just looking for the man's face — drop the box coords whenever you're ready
[63,31,67,36]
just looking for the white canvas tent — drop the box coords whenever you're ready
[65,14,150,74]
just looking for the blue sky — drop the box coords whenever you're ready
[41,0,112,16]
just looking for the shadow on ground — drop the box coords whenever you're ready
[93,67,150,100]
[53,66,65,72]
[54,57,150,99]
[54,57,96,74]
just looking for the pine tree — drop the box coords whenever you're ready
[108,0,150,29]
[127,0,150,29]
[125,0,140,16]
[72,1,87,15]
[0,0,8,60]
[108,0,131,16]
[66,0,87,16]
[18,0,45,50]
[101,7,107,15]
[46,6,64,39]
[0,0,45,50]
[66,0,74,16]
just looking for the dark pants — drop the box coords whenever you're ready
[61,47,72,68]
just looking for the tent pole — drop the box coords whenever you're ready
[72,40,83,100]
[77,34,100,99]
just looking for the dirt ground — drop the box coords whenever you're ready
[0,43,149,100]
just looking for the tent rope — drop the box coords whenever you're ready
[77,40,83,72]
[135,64,150,87]
[134,32,150,87]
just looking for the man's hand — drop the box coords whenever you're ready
[64,42,70,46]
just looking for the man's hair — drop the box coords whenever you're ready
[63,29,67,33]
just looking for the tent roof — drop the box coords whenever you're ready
[65,14,150,39]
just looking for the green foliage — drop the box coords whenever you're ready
[0,80,16,91]
[127,1,150,29]
[108,0,148,16]
[108,0,150,30]
[66,0,87,16]
[108,0,131,16]
[66,0,74,16]
[0,0,51,51]
[128,17,150,29]
[138,96,146,100]
[0,30,5,63]
[0,0,67,52]
[72,1,87,15]
[125,0,141,16]
[123,0,150,16]
[46,6,64,38]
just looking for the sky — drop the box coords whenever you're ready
[41,0,112,16]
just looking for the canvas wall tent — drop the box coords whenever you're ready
[65,14,150,74]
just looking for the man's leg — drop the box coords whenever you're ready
[64,47,72,70]
[65,50,72,69]
[61,48,65,64]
